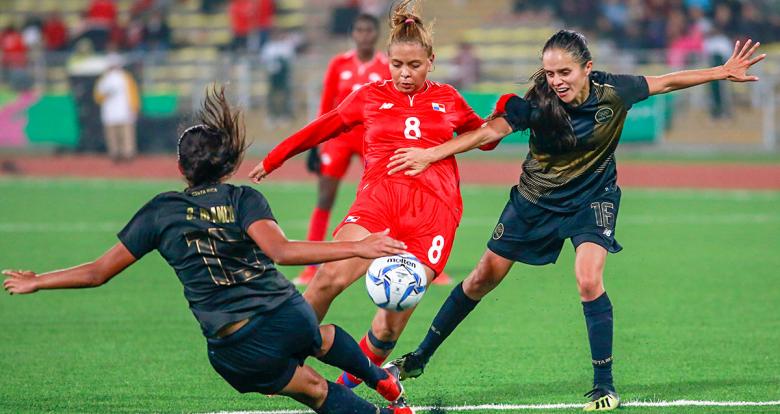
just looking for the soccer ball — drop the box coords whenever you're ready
[365,254,427,312]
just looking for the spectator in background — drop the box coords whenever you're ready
[143,10,172,52]
[229,0,254,52]
[703,22,733,119]
[94,54,140,163]
[21,15,43,51]
[130,0,156,18]
[261,29,301,127]
[201,0,225,14]
[43,12,69,52]
[450,41,481,90]
[84,0,118,51]
[1,25,32,91]
[252,0,275,52]
[736,2,769,43]
[666,9,703,68]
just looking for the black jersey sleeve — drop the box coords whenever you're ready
[498,94,533,132]
[237,186,276,232]
[599,72,650,108]
[117,198,161,259]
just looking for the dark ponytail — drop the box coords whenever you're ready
[524,30,592,152]
[178,84,248,187]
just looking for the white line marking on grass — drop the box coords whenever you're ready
[202,400,780,414]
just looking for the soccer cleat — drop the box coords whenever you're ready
[374,365,405,402]
[431,272,452,285]
[583,387,620,411]
[388,396,414,414]
[386,352,426,380]
[293,266,317,285]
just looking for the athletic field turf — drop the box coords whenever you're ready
[1,178,778,413]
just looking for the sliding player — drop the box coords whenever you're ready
[387,31,765,411]
[3,85,413,414]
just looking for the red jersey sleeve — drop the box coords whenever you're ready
[262,110,350,174]
[262,87,367,173]
[334,85,367,127]
[319,58,340,115]
[451,88,484,135]
[449,87,500,150]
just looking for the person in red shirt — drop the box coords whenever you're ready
[1,25,27,69]
[249,0,495,390]
[253,0,275,50]
[43,12,69,51]
[229,0,254,52]
[87,0,118,28]
[295,13,389,285]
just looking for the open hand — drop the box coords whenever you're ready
[355,229,407,259]
[723,39,766,82]
[387,147,434,176]
[248,161,268,183]
[2,270,39,295]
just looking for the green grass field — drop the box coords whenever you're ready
[1,178,779,414]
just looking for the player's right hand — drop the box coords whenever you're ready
[356,229,407,259]
[248,160,269,183]
[2,270,39,295]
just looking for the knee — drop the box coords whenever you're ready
[307,265,350,298]
[575,267,604,301]
[463,260,505,299]
[308,376,329,407]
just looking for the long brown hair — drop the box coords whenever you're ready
[387,0,434,57]
[177,84,248,187]
[525,30,592,152]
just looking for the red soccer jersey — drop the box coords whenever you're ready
[264,80,484,217]
[319,50,390,115]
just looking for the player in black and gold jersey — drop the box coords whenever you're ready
[385,30,765,411]
[2,86,415,414]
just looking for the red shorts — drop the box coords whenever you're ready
[320,127,364,179]
[333,180,461,276]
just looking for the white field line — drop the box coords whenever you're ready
[1,213,779,233]
[202,400,780,414]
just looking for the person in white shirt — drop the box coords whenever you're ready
[94,54,140,162]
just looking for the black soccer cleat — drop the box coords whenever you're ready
[386,351,426,380]
[583,386,620,411]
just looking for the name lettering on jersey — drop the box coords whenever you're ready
[186,206,236,224]
[379,102,394,110]
[432,102,446,113]
[595,107,614,123]
[190,187,218,196]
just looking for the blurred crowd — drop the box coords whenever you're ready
[513,0,780,62]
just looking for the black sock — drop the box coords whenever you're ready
[582,291,614,389]
[314,381,379,414]
[318,325,387,388]
[417,282,480,363]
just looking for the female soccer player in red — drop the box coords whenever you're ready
[250,0,491,389]
[297,13,391,285]
[3,86,412,414]
[386,31,765,411]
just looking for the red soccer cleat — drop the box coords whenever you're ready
[375,365,404,402]
[293,266,317,285]
[431,272,453,285]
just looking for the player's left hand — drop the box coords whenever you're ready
[2,270,39,295]
[722,39,766,82]
[387,147,434,176]
[248,160,269,183]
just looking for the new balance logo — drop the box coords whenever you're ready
[379,103,394,110]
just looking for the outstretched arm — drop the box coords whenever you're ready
[3,243,137,295]
[646,39,765,96]
[247,220,407,265]
[387,116,513,176]
[249,110,350,182]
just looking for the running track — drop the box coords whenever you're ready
[2,155,779,189]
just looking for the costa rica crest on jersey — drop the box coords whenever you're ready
[595,107,614,123]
